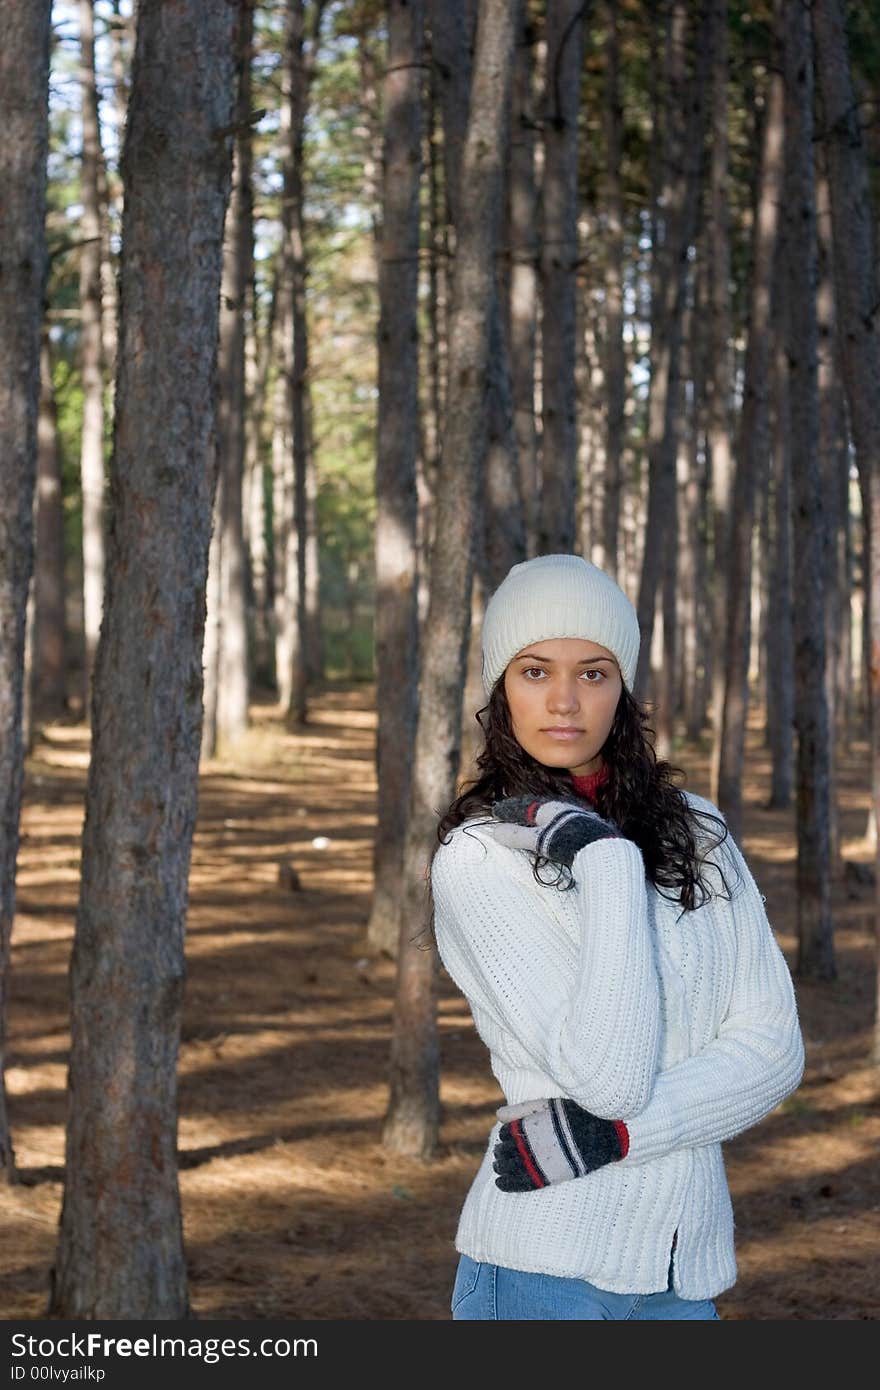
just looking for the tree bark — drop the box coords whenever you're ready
[275,0,325,724]
[203,0,255,759]
[766,256,795,810]
[706,0,734,800]
[508,7,539,557]
[783,0,835,982]
[424,51,444,496]
[577,211,606,565]
[79,0,108,712]
[272,277,297,707]
[837,401,855,754]
[0,0,51,1184]
[715,48,784,843]
[49,0,237,1315]
[243,270,275,686]
[384,0,519,1158]
[538,0,584,554]
[600,0,625,579]
[682,244,709,741]
[31,334,68,724]
[97,19,119,391]
[816,152,846,873]
[430,0,523,790]
[366,0,424,959]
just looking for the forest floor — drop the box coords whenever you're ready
[2,681,879,1321]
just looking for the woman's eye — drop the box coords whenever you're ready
[521,667,604,681]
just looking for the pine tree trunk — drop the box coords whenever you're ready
[209,1,255,756]
[601,0,625,579]
[837,405,854,754]
[706,0,735,801]
[656,436,681,757]
[750,455,767,717]
[366,0,424,959]
[766,227,795,807]
[282,0,310,723]
[49,0,237,1315]
[275,0,325,725]
[295,2,324,696]
[384,0,519,1158]
[31,334,68,724]
[430,0,523,781]
[485,296,525,586]
[715,50,784,843]
[682,250,708,740]
[243,273,274,686]
[577,215,607,564]
[538,0,584,554]
[272,281,299,711]
[0,0,51,1184]
[424,56,443,491]
[783,0,835,982]
[201,500,222,759]
[756,449,770,716]
[109,1,132,184]
[634,0,709,700]
[79,0,107,712]
[98,34,118,389]
[509,8,539,557]
[816,153,846,874]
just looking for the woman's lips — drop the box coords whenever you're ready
[542,728,585,741]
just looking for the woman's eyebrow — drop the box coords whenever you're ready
[513,653,615,664]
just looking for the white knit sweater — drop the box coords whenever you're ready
[431,792,805,1300]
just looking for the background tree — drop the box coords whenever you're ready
[634,0,710,702]
[0,0,52,1184]
[384,0,520,1157]
[50,0,239,1317]
[715,32,784,842]
[202,0,256,760]
[78,0,109,707]
[273,0,326,725]
[366,0,424,959]
[598,0,625,579]
[538,0,585,554]
[783,0,834,982]
[31,332,69,727]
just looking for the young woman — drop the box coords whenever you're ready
[430,553,804,1321]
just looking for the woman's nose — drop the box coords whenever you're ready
[547,679,580,712]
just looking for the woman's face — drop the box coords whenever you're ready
[503,637,622,777]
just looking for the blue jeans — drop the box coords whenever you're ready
[451,1252,720,1320]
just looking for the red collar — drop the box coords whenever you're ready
[570,763,609,802]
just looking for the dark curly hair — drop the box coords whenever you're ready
[432,677,735,916]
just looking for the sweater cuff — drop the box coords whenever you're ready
[617,1088,678,1165]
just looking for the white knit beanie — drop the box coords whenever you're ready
[480,553,640,698]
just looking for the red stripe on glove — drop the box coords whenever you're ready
[510,1119,546,1187]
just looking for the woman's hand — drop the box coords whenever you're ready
[486,796,621,867]
[493,1096,629,1191]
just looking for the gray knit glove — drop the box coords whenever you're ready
[492,1097,629,1191]
[488,796,621,867]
